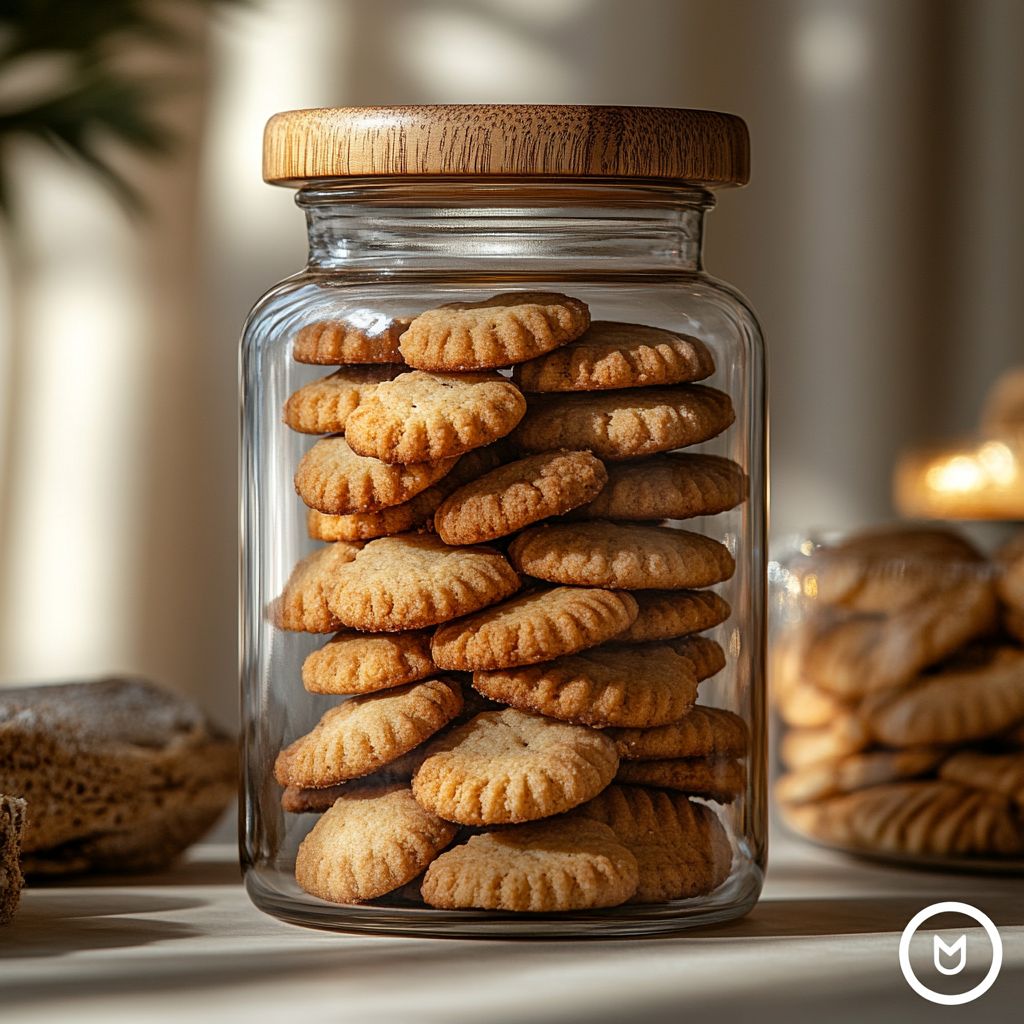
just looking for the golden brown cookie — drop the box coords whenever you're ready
[772,633,851,728]
[431,586,638,671]
[281,747,427,813]
[274,677,463,788]
[283,364,406,434]
[512,384,735,461]
[508,521,735,590]
[420,817,637,911]
[295,783,459,903]
[615,589,731,643]
[292,316,412,365]
[411,708,619,825]
[302,628,436,695]
[606,706,749,761]
[434,451,607,545]
[779,716,871,770]
[344,371,526,464]
[295,436,459,516]
[270,542,364,633]
[939,750,1024,806]
[400,291,590,372]
[997,532,1024,638]
[572,785,732,903]
[326,533,519,632]
[512,321,716,393]
[615,756,746,803]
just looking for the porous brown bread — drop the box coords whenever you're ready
[1,794,26,923]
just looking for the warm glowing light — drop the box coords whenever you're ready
[803,574,818,597]
[800,540,815,556]
[978,441,1017,485]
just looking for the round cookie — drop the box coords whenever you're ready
[302,628,436,695]
[274,676,463,789]
[400,291,590,371]
[615,755,746,804]
[411,708,619,825]
[344,371,526,464]
[326,533,520,632]
[512,321,716,393]
[296,782,459,903]
[615,589,731,643]
[420,818,638,911]
[431,586,638,671]
[292,316,412,364]
[435,451,607,546]
[271,542,364,633]
[606,705,749,761]
[295,436,458,516]
[512,384,735,461]
[939,750,1024,805]
[779,715,871,770]
[508,521,735,590]
[283,364,406,435]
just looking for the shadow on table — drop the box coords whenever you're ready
[25,858,242,889]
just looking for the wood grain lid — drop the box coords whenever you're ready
[263,105,749,188]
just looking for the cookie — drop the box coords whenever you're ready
[295,782,459,903]
[615,589,731,643]
[606,706,749,761]
[615,756,746,803]
[771,632,852,728]
[281,747,426,813]
[572,785,731,903]
[326,533,519,632]
[513,321,716,393]
[508,521,735,590]
[411,708,619,825]
[302,628,436,695]
[344,371,526,464]
[283,364,406,434]
[996,532,1024,633]
[292,315,412,365]
[570,454,746,522]
[420,817,637,911]
[295,436,459,516]
[274,677,463,788]
[512,384,735,461]
[434,451,607,546]
[939,750,1024,806]
[400,291,590,372]
[779,715,871,770]
[271,542,364,633]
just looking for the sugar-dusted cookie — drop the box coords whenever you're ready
[326,533,519,632]
[779,715,870,770]
[292,316,412,365]
[302,628,436,695]
[411,708,619,825]
[434,451,607,545]
[274,677,463,788]
[283,364,406,435]
[295,436,459,516]
[939,750,1024,806]
[431,586,638,671]
[615,589,731,644]
[512,321,715,393]
[295,783,459,903]
[572,785,731,903]
[606,706,749,761]
[271,542,364,633]
[400,291,590,372]
[344,371,526,464]
[508,521,735,590]
[420,817,637,911]
[512,384,735,461]
[615,755,746,803]
[281,747,426,813]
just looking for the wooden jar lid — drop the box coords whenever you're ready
[263,104,749,188]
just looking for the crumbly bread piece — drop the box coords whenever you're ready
[1,794,26,923]
[606,706,749,761]
[271,542,364,633]
[614,756,746,803]
[939,750,1024,806]
[615,589,731,644]
[283,364,406,434]
[292,316,412,364]
[779,715,871,770]
[302,628,436,695]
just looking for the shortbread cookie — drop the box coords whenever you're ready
[779,715,871,770]
[421,817,637,911]
[281,747,426,813]
[295,436,459,516]
[274,677,463,788]
[302,628,436,695]
[509,521,735,591]
[606,706,749,761]
[572,454,746,522]
[400,291,590,371]
[292,316,412,365]
[296,783,459,903]
[782,781,1024,857]
[572,785,731,903]
[615,589,731,643]
[345,371,526,464]
[513,321,716,393]
[271,542,364,633]
[996,532,1024,638]
[431,586,638,671]
[435,451,607,545]
[512,384,735,461]
[939,750,1024,806]
[411,708,619,825]
[615,756,746,803]
[326,533,519,632]
[283,364,406,434]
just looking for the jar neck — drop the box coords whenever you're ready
[295,179,713,277]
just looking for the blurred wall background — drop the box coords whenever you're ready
[0,0,1021,726]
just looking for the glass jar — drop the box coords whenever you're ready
[240,105,767,936]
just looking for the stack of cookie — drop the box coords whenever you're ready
[272,291,748,911]
[775,526,1024,861]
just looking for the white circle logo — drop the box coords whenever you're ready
[899,902,1002,1005]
